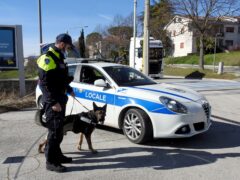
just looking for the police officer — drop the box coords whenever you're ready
[37,33,75,172]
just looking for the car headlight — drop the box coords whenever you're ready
[160,96,188,114]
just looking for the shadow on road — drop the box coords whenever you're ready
[67,146,240,171]
[146,120,240,150]
[65,120,240,172]
[97,120,240,150]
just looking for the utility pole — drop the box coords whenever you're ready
[16,25,26,97]
[143,0,149,75]
[213,33,222,72]
[133,0,137,68]
[38,0,43,54]
[213,36,217,72]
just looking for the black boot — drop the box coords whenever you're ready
[46,162,67,172]
[59,155,72,163]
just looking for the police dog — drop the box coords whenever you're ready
[37,102,107,154]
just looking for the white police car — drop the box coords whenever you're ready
[36,62,211,144]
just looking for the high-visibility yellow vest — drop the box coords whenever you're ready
[37,47,61,71]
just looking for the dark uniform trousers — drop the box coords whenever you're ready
[44,94,68,164]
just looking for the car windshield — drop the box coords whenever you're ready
[103,66,157,86]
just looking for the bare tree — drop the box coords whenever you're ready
[171,0,240,70]
[94,24,108,37]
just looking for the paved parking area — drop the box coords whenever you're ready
[0,109,240,180]
[0,81,240,180]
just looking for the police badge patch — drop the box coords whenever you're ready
[45,59,50,64]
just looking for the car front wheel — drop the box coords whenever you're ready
[123,108,152,144]
[37,96,43,109]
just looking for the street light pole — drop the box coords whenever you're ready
[213,36,217,72]
[133,0,137,68]
[213,33,221,72]
[38,0,43,54]
[67,25,88,39]
[143,0,149,75]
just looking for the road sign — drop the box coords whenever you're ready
[0,25,25,96]
[0,27,17,69]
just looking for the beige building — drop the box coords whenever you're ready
[164,15,240,57]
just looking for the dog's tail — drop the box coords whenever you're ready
[34,108,47,128]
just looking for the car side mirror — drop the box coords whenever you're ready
[94,79,108,87]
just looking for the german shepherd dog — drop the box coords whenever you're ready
[37,102,107,154]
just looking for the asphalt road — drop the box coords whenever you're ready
[0,79,240,180]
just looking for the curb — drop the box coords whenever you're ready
[163,75,240,82]
[0,106,19,114]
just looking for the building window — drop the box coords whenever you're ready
[168,31,172,37]
[219,39,223,47]
[226,27,234,33]
[188,23,193,32]
[180,42,184,49]
[225,40,233,47]
[173,30,176,36]
[181,27,185,34]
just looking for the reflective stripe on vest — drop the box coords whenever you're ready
[48,47,61,59]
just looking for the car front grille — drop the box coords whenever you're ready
[202,102,210,119]
[193,122,205,131]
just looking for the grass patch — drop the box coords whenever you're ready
[164,66,237,80]
[165,51,240,66]
[0,91,35,113]
[0,70,37,79]
[0,70,19,79]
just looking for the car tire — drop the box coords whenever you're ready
[37,96,43,109]
[35,96,47,125]
[123,108,152,144]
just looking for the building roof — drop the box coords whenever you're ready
[164,15,240,30]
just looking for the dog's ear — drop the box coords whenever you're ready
[93,102,97,110]
[103,104,107,111]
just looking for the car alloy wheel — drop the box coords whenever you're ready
[123,108,152,144]
[124,111,142,141]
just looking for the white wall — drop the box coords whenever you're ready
[165,16,240,57]
[166,17,196,57]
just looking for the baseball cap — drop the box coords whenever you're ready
[56,33,74,48]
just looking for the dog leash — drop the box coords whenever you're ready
[70,96,90,115]
[69,97,97,126]
[73,96,90,111]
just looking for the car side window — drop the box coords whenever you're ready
[80,66,105,85]
[68,65,76,77]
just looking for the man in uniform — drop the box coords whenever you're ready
[37,33,75,172]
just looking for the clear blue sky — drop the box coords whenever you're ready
[0,0,145,57]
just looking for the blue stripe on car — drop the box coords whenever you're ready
[73,87,176,115]
[130,86,194,101]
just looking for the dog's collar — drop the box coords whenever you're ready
[80,116,97,126]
